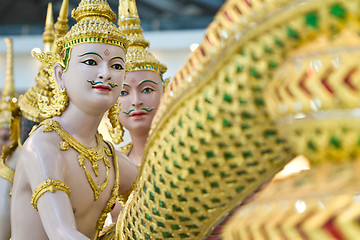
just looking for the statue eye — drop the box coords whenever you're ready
[82,59,97,65]
[112,63,124,70]
[120,90,128,96]
[142,87,154,94]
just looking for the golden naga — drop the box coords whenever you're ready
[112,0,297,239]
[112,0,360,239]
[213,0,360,239]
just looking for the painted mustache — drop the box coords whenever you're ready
[87,80,118,88]
[123,107,154,115]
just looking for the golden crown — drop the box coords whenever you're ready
[118,0,167,75]
[0,38,18,129]
[56,0,129,65]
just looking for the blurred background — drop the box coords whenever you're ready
[0,0,225,92]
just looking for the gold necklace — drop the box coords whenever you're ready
[40,119,112,200]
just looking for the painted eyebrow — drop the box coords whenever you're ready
[78,52,103,59]
[110,56,125,63]
[138,79,158,87]
[123,83,131,87]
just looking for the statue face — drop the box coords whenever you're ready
[57,43,126,115]
[0,127,11,154]
[118,70,164,134]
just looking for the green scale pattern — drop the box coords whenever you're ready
[117,0,358,239]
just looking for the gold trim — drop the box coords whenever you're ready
[31,178,71,211]
[0,159,14,183]
[94,141,119,240]
[119,142,132,156]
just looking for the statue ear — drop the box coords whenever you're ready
[53,63,65,89]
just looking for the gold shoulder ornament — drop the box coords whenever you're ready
[31,177,71,211]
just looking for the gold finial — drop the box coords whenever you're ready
[56,0,128,69]
[118,0,167,75]
[118,0,148,48]
[54,0,69,37]
[43,3,55,53]
[0,38,17,129]
[18,4,57,122]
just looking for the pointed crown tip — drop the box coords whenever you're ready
[72,0,116,23]
[57,0,128,62]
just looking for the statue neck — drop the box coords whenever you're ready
[128,130,149,166]
[53,103,104,147]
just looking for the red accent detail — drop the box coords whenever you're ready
[104,49,110,56]
[215,28,220,40]
[234,5,242,15]
[93,85,111,92]
[275,88,283,101]
[299,73,312,97]
[344,68,358,91]
[224,11,232,22]
[185,65,189,76]
[244,0,252,7]
[321,68,334,95]
[323,217,344,239]
[130,110,148,117]
[306,68,313,77]
[285,85,294,98]
[130,113,147,118]
[200,46,206,57]
[206,35,213,46]
[190,59,194,68]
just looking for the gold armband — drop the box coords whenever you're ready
[118,176,139,206]
[31,178,71,211]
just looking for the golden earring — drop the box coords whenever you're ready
[107,100,124,144]
[38,87,69,118]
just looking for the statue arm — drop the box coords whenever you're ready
[116,151,138,201]
[34,187,89,240]
[22,135,90,240]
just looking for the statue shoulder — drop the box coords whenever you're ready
[23,122,60,151]
[18,121,63,170]
[115,148,138,194]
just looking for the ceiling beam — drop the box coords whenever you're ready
[186,0,224,12]
[0,0,16,22]
[142,0,182,15]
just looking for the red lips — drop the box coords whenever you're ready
[129,110,147,118]
[92,85,111,92]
